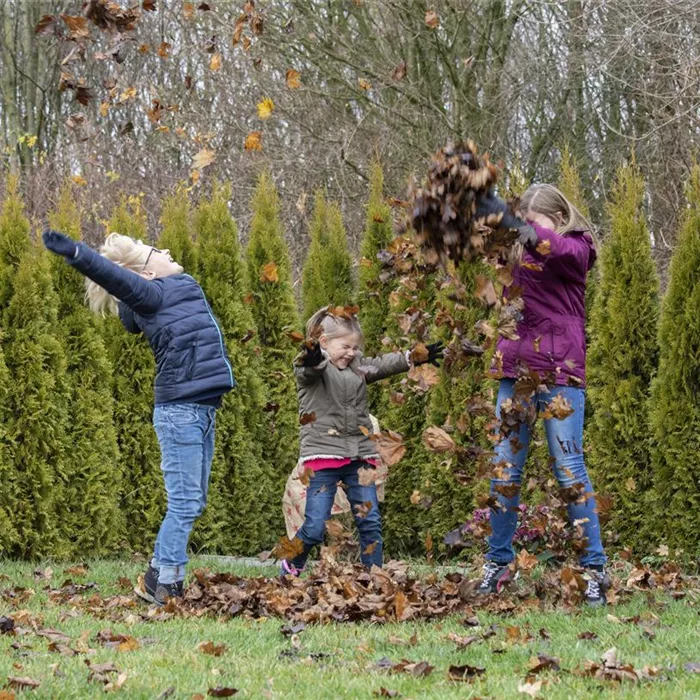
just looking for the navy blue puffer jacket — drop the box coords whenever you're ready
[69,243,235,405]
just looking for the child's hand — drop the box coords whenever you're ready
[300,340,324,367]
[415,341,444,367]
[43,230,78,258]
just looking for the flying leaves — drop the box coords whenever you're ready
[259,261,279,283]
[257,97,274,119]
[286,69,302,89]
[245,131,263,151]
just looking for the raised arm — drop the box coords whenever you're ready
[293,340,328,386]
[527,224,596,280]
[118,302,141,334]
[43,231,164,315]
[359,351,410,384]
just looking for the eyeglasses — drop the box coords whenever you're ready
[142,246,162,271]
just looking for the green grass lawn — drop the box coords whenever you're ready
[0,557,699,699]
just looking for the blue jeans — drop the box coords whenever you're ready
[487,379,606,567]
[291,461,383,569]
[152,403,216,584]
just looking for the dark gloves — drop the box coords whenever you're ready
[43,229,78,258]
[300,340,324,367]
[415,341,444,367]
[475,191,538,248]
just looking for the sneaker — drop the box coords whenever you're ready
[279,559,303,578]
[476,561,515,594]
[583,568,609,607]
[154,580,184,605]
[134,564,159,605]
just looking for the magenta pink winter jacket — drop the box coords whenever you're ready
[493,223,597,388]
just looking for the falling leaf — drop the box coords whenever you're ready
[373,430,405,466]
[209,52,222,71]
[286,68,302,89]
[35,14,57,35]
[363,541,378,556]
[71,175,88,187]
[259,261,278,283]
[475,275,499,308]
[358,78,372,91]
[142,0,157,11]
[656,545,669,557]
[625,477,637,492]
[535,239,552,255]
[257,97,274,119]
[424,9,439,28]
[409,343,429,364]
[540,394,574,420]
[422,426,456,453]
[198,641,228,657]
[158,42,172,58]
[286,330,305,343]
[272,536,304,561]
[193,148,215,170]
[61,14,90,39]
[244,131,263,151]
[299,412,316,426]
[183,2,195,19]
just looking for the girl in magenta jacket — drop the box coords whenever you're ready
[476,184,608,606]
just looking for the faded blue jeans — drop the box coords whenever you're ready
[487,379,606,567]
[152,403,216,584]
[291,461,383,569]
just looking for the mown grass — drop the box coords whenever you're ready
[0,557,699,699]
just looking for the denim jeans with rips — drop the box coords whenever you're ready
[151,403,216,584]
[487,379,607,568]
[290,460,383,570]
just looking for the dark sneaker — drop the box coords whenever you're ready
[583,569,609,607]
[279,559,303,579]
[154,580,184,605]
[476,561,515,594]
[134,564,159,605]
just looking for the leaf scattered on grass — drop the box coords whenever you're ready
[447,664,486,682]
[198,641,227,657]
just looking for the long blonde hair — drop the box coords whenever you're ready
[521,184,597,242]
[306,305,364,346]
[86,233,150,315]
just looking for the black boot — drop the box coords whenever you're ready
[154,580,184,605]
[134,564,159,605]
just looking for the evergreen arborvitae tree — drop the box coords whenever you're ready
[421,260,491,544]
[191,182,271,554]
[0,190,70,557]
[649,167,700,554]
[379,258,438,556]
[48,185,124,557]
[587,165,659,549]
[105,197,164,553]
[158,188,198,273]
[246,172,300,542]
[358,162,395,355]
[301,190,355,320]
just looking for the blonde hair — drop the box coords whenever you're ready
[521,184,597,242]
[306,306,364,346]
[85,233,150,315]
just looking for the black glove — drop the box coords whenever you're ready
[475,192,539,249]
[43,229,78,258]
[301,340,324,367]
[517,225,539,248]
[416,341,444,367]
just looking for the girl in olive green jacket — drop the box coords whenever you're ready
[280,306,443,576]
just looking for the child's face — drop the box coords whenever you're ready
[320,332,361,370]
[526,209,561,232]
[138,245,184,279]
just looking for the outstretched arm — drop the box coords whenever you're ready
[43,230,163,315]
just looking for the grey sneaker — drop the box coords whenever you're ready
[476,561,515,594]
[583,568,609,607]
[134,564,159,605]
[154,580,184,605]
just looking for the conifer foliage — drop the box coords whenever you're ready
[104,197,164,553]
[246,172,300,539]
[48,185,124,556]
[0,180,70,557]
[358,162,396,354]
[191,182,270,553]
[649,166,700,553]
[301,190,355,320]
[587,165,659,548]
